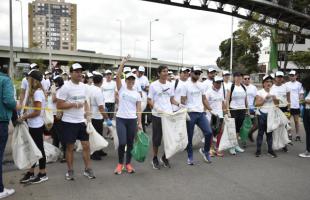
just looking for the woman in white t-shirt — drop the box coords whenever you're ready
[19,70,48,184]
[226,72,248,155]
[114,56,142,175]
[255,75,279,158]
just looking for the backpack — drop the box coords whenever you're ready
[229,83,247,104]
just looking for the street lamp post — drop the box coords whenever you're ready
[230,16,234,74]
[149,18,159,80]
[9,0,14,78]
[16,0,24,52]
[178,33,184,67]
[116,19,122,59]
[133,39,140,58]
[48,3,52,70]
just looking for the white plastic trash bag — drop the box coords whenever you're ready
[12,122,43,170]
[192,125,204,148]
[44,142,61,163]
[83,122,109,154]
[161,109,188,159]
[218,117,238,151]
[44,96,54,131]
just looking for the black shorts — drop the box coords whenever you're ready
[290,108,300,116]
[61,121,89,144]
[280,107,288,113]
[152,115,163,147]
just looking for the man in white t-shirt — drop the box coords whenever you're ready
[285,70,304,141]
[202,67,216,91]
[148,65,181,170]
[57,63,95,181]
[223,70,232,96]
[42,71,51,92]
[172,67,190,111]
[102,70,116,119]
[181,66,213,165]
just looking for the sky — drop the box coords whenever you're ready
[0,0,243,66]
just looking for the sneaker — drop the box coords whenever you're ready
[295,135,301,142]
[199,148,212,163]
[114,164,123,175]
[65,170,74,181]
[235,145,245,153]
[187,156,194,165]
[268,151,278,158]
[0,188,15,199]
[229,148,236,155]
[282,146,288,153]
[84,168,96,179]
[160,155,171,168]
[126,164,135,174]
[151,157,160,170]
[216,150,224,157]
[299,151,310,158]
[99,150,108,157]
[20,172,35,184]
[255,150,261,157]
[30,173,48,184]
[90,153,102,161]
[288,134,293,141]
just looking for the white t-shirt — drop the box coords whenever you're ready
[257,89,276,114]
[305,92,310,109]
[21,77,49,92]
[206,87,225,118]
[172,80,186,111]
[181,80,206,113]
[27,89,45,128]
[89,85,105,120]
[121,79,142,93]
[57,81,87,123]
[137,75,150,92]
[101,80,116,103]
[202,79,213,92]
[42,79,51,91]
[245,84,257,108]
[116,86,141,119]
[223,81,232,93]
[148,80,174,117]
[285,81,304,109]
[230,85,247,109]
[271,84,290,108]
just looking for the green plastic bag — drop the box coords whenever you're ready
[131,131,150,163]
[240,116,253,142]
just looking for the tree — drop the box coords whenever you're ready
[216,29,262,73]
[288,51,310,69]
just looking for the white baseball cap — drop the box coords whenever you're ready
[289,70,296,75]
[71,63,84,71]
[180,67,190,72]
[92,71,103,77]
[105,69,112,74]
[87,72,93,78]
[168,71,173,75]
[223,70,230,76]
[30,63,38,69]
[44,71,51,75]
[263,74,274,81]
[123,67,131,73]
[131,68,137,73]
[214,76,223,82]
[275,71,284,77]
[125,72,136,79]
[138,66,145,72]
[192,66,202,72]
[207,67,216,73]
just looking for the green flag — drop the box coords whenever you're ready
[269,29,278,71]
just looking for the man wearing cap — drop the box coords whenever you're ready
[181,66,213,165]
[137,66,150,131]
[62,72,69,84]
[203,67,217,91]
[285,70,304,141]
[0,65,16,198]
[172,67,190,112]
[42,71,51,92]
[57,63,96,180]
[206,76,227,157]
[102,69,117,120]
[222,70,232,96]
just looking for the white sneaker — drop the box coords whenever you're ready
[299,151,310,158]
[235,145,245,153]
[229,148,236,155]
[0,188,15,199]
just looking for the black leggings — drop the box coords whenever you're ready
[230,109,246,133]
[29,126,46,170]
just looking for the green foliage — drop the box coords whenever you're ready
[288,51,310,69]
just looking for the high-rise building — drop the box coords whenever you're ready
[28,0,77,51]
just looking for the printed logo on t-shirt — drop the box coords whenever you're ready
[158,87,171,97]
[69,95,86,102]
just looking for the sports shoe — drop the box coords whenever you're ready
[295,135,301,142]
[65,170,74,181]
[30,173,48,184]
[99,150,108,157]
[114,164,123,175]
[268,151,278,158]
[84,168,96,179]
[152,157,160,170]
[90,153,101,161]
[126,164,135,173]
[288,134,293,141]
[235,145,245,153]
[160,155,171,168]
[229,148,236,155]
[199,148,212,163]
[20,172,35,184]
[299,151,310,158]
[255,150,261,157]
[0,188,15,199]
[282,146,288,153]
[187,156,194,165]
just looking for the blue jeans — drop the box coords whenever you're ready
[186,112,212,158]
[257,112,273,152]
[0,122,9,192]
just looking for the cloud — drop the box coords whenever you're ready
[0,0,240,66]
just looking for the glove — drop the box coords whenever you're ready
[106,119,113,127]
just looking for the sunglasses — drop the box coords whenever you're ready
[243,78,250,80]
[194,71,201,75]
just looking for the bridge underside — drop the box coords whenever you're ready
[142,0,310,38]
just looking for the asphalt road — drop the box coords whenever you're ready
[2,124,310,200]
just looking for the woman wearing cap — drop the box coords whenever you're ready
[19,70,48,184]
[114,56,142,175]
[226,72,248,155]
[255,75,278,158]
[51,75,66,162]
